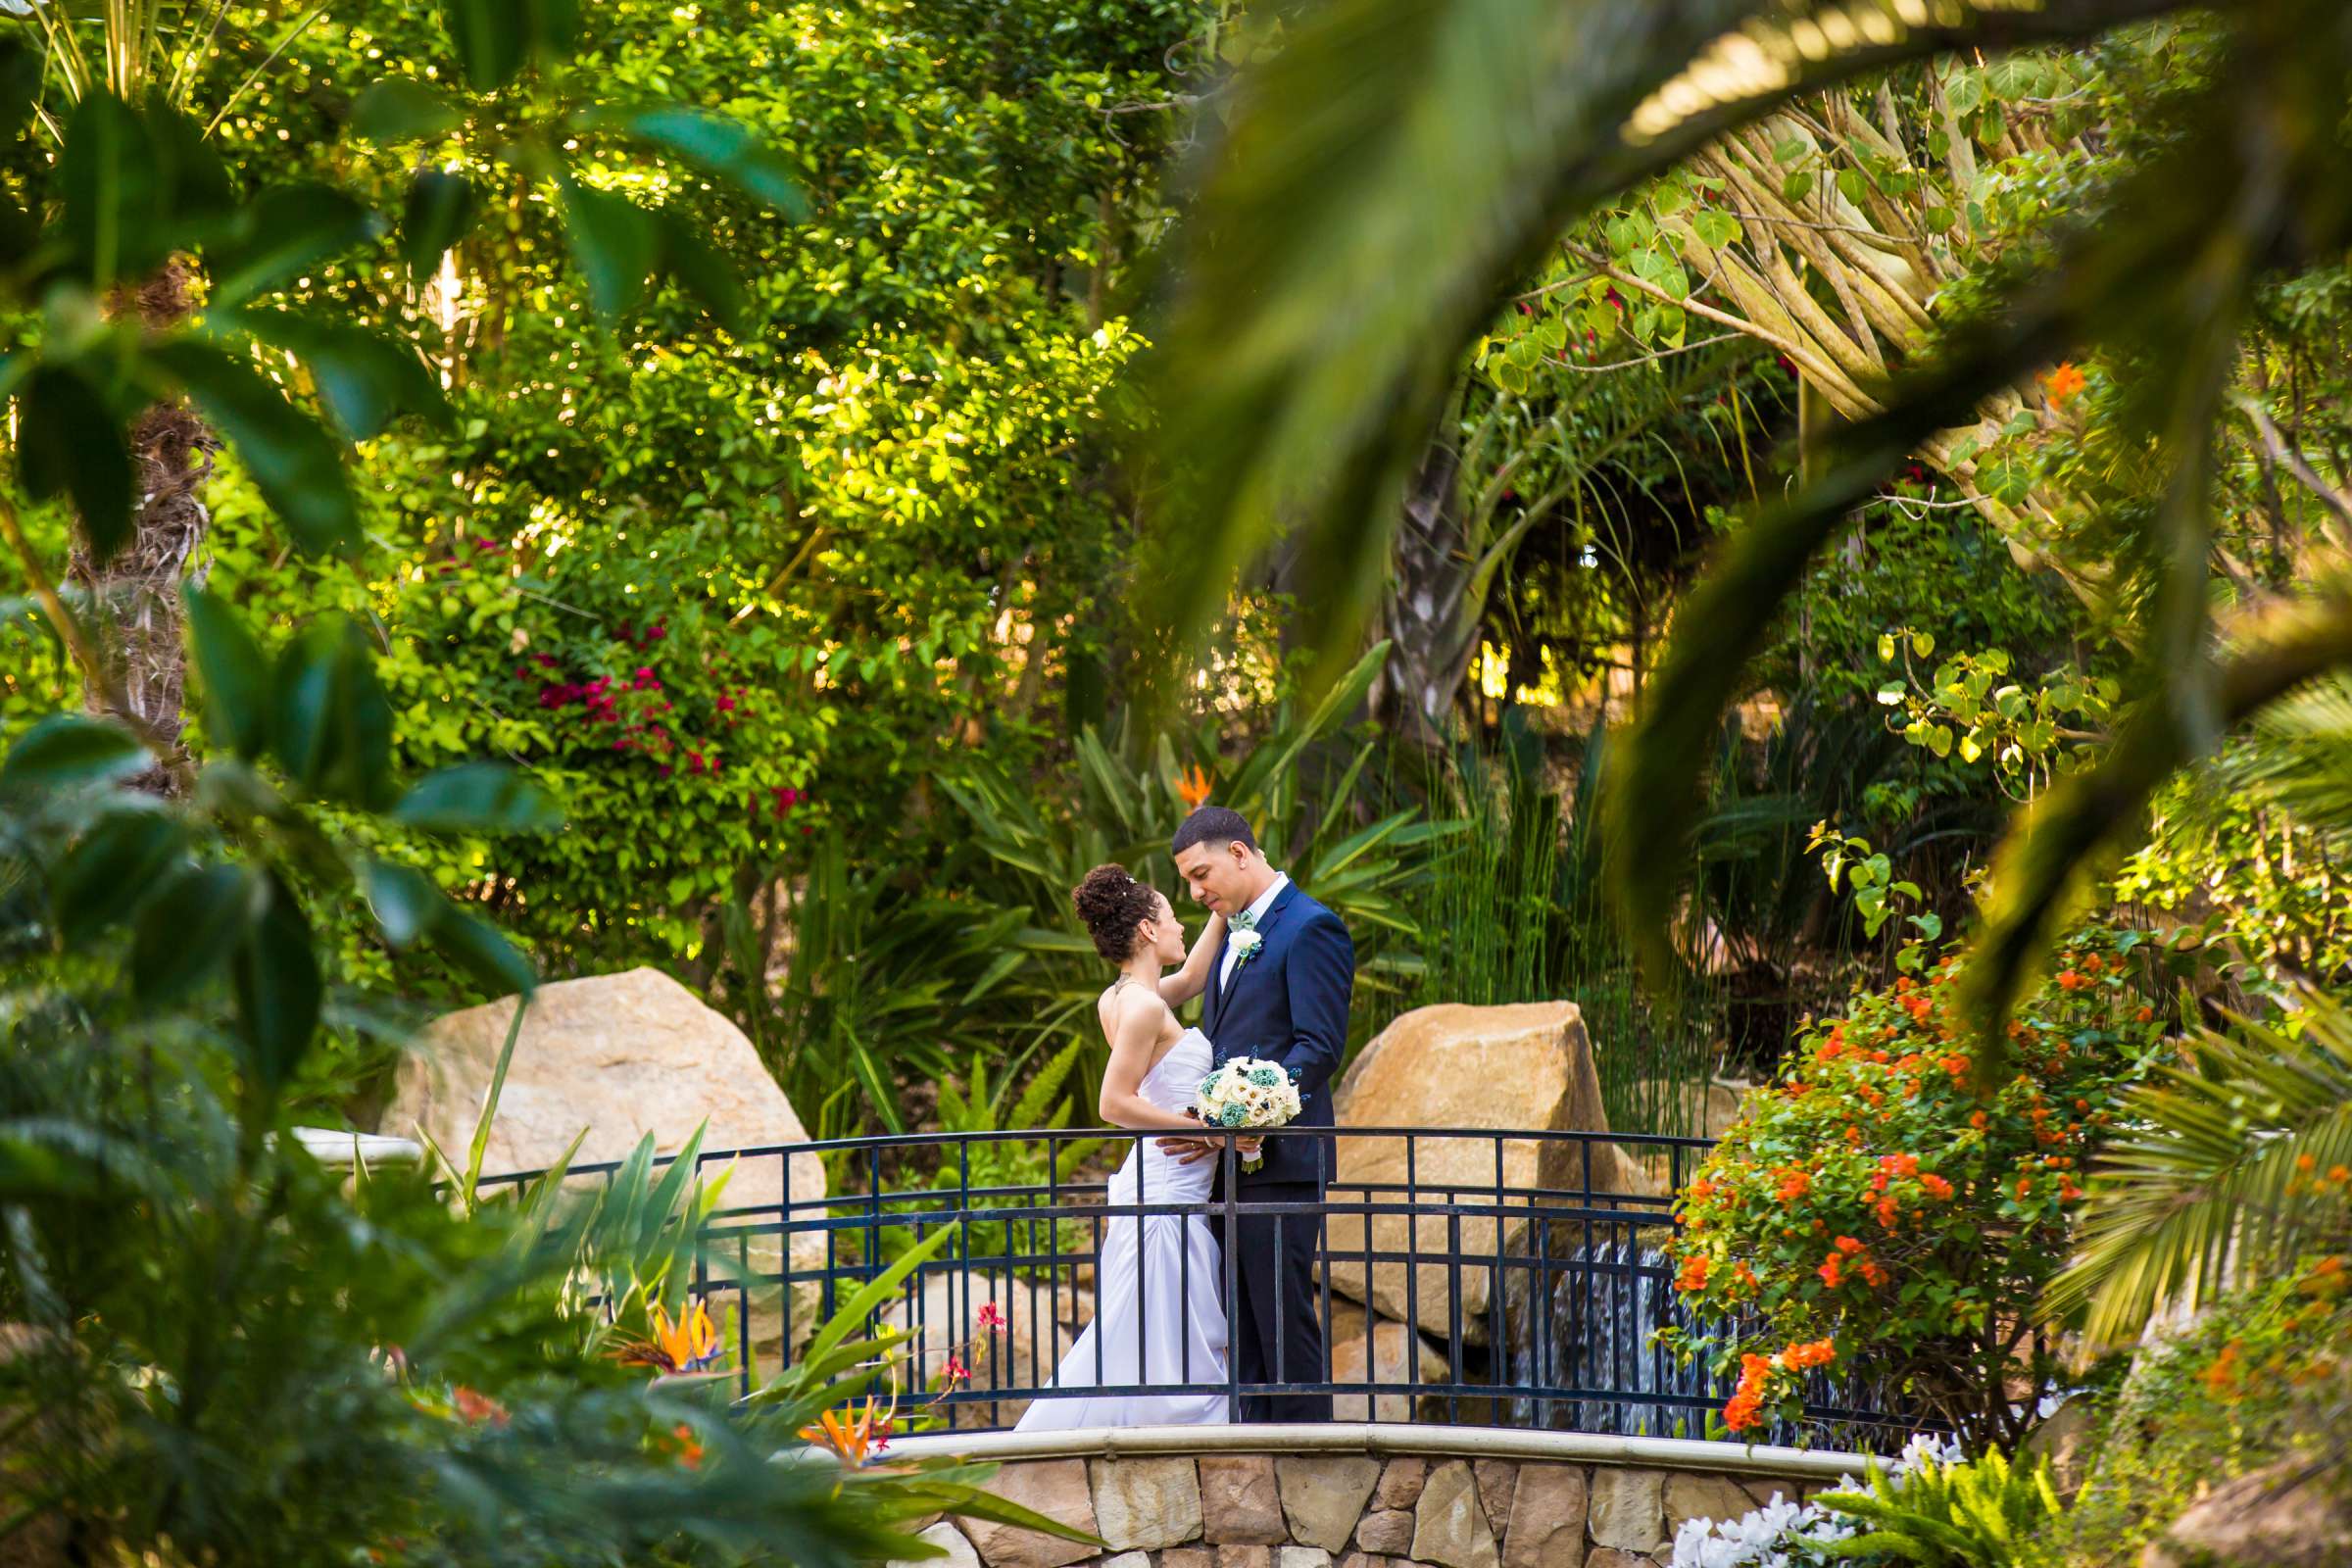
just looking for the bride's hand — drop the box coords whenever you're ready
[1235,1135,1263,1161]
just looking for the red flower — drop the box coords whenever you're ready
[976,1300,1006,1336]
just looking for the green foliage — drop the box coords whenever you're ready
[2046,986,2352,1348]
[943,641,1451,1083]
[1817,1446,2064,1567]
[1666,928,2169,1449]
[2044,1263,2352,1568]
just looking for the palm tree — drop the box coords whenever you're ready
[1151,0,2352,1057]
[2049,674,2352,1345]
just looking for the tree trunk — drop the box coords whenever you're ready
[1374,423,1477,753]
[68,257,214,792]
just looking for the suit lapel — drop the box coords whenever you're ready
[1211,881,1298,1046]
[1204,929,1231,1043]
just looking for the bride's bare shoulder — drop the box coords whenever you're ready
[1098,978,1172,1037]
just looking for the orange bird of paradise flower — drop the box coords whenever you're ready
[1175,764,1213,809]
[613,1298,724,1375]
[800,1395,895,1467]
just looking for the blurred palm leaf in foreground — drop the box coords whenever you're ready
[1155,0,2352,1059]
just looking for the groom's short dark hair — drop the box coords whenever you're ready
[1172,806,1257,858]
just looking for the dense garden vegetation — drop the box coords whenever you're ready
[4,0,2351,1563]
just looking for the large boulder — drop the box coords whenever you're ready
[880,1271,1091,1430]
[2142,1458,2352,1568]
[382,968,828,1357]
[1326,1300,1446,1422]
[1324,1002,1652,1344]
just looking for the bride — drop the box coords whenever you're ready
[1015,864,1244,1430]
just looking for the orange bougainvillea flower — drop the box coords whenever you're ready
[1175,764,1213,809]
[1678,1252,1710,1293]
[2045,361,2087,406]
[672,1422,705,1469]
[1921,1173,1954,1201]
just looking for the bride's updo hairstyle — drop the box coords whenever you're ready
[1073,863,1158,960]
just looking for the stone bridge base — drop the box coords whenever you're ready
[882,1425,1868,1568]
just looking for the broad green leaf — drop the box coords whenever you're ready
[231,879,322,1091]
[58,90,165,285]
[392,762,562,834]
[351,77,464,142]
[237,311,450,439]
[556,173,657,319]
[401,169,479,278]
[184,586,271,758]
[363,858,442,947]
[16,366,132,561]
[210,185,377,307]
[659,211,748,331]
[440,0,528,89]
[133,864,254,1003]
[149,340,358,556]
[431,906,537,997]
[270,619,394,807]
[0,715,146,793]
[54,810,185,948]
[621,107,808,215]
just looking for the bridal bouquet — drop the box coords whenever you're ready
[1192,1057,1302,1173]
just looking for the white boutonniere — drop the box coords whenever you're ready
[1228,927,1264,969]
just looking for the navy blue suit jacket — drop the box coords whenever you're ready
[1202,879,1353,1188]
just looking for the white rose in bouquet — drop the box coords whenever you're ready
[1192,1056,1302,1172]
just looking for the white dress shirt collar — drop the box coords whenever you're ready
[1241,871,1290,927]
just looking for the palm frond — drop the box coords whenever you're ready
[2046,986,2352,1348]
[1155,0,2201,673]
[2226,672,2352,839]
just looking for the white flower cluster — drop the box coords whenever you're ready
[1194,1056,1301,1130]
[1668,1434,1968,1568]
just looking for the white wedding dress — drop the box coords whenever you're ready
[1016,1027,1230,1429]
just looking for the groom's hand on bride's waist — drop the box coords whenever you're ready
[1156,1133,1219,1162]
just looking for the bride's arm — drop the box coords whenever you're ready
[1098,997,1203,1131]
[1156,911,1227,1006]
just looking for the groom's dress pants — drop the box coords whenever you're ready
[1213,1180,1331,1422]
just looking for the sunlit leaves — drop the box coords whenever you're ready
[16,365,132,561]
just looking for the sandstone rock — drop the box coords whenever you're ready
[1330,1301,1447,1421]
[1501,1464,1588,1568]
[1339,1554,1390,1568]
[1093,1457,1204,1550]
[1586,1469,1664,1555]
[882,1272,1090,1430]
[1376,1459,1430,1510]
[1662,1474,1755,1536]
[1473,1463,1517,1544]
[1165,1546,1215,1568]
[1277,1455,1385,1552]
[1326,1004,1651,1343]
[2024,1397,2096,1500]
[957,1459,1100,1568]
[1103,1553,1152,1568]
[382,969,830,1356]
[1411,1461,1498,1568]
[1357,1511,1416,1555]
[892,1523,984,1568]
[1218,1547,1273,1568]
[2141,1458,2352,1568]
[1202,1456,1289,1545]
[1630,1079,1752,1140]
[1737,1479,1808,1511]
[1583,1552,1651,1568]
[1280,1548,1336,1568]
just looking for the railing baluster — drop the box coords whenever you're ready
[464,1124,1923,1443]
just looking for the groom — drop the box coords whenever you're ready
[1161,806,1353,1422]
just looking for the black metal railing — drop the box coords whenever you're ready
[476,1125,1929,1446]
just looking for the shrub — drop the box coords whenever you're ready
[1665,928,2168,1449]
[2048,1256,2352,1566]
